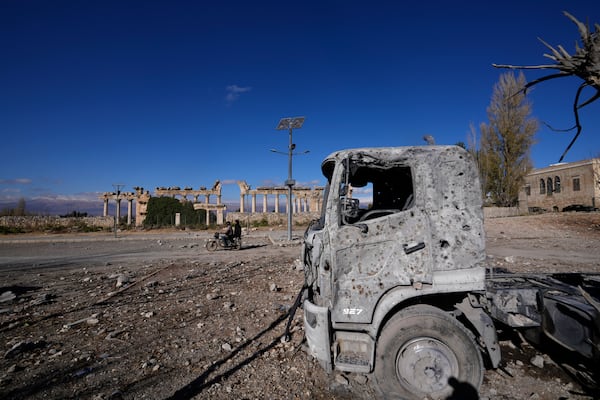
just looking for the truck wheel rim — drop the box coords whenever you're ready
[395,337,458,394]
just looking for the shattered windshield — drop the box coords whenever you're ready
[339,157,414,224]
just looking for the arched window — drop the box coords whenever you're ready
[539,179,546,194]
[554,176,561,193]
[547,177,553,195]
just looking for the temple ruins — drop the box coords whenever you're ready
[99,180,324,226]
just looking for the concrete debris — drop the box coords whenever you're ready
[221,343,233,352]
[63,313,100,329]
[105,329,128,341]
[30,293,53,306]
[206,293,219,300]
[115,274,130,288]
[334,374,349,385]
[530,354,545,368]
[0,291,16,303]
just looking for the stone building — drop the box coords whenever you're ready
[518,158,600,213]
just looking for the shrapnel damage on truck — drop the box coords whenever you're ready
[300,145,599,400]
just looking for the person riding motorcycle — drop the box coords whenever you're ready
[233,220,241,240]
[221,221,233,246]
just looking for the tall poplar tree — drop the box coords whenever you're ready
[478,72,538,206]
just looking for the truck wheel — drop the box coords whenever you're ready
[206,241,218,252]
[373,304,483,400]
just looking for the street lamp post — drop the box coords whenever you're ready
[274,117,306,241]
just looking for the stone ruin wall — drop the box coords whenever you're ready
[0,216,114,231]
[226,211,320,227]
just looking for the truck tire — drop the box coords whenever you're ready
[373,304,483,400]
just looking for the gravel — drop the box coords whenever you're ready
[1,214,599,399]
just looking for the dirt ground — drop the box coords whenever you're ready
[0,212,599,400]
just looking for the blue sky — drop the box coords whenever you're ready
[1,0,599,212]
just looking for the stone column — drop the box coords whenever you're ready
[205,196,210,225]
[310,196,319,213]
[275,195,280,213]
[240,194,245,213]
[251,194,256,213]
[263,194,268,213]
[103,199,109,217]
[127,199,133,225]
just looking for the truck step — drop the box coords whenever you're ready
[333,331,374,373]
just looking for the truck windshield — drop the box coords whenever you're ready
[340,160,414,224]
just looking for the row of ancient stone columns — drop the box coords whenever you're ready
[100,192,137,225]
[240,191,318,213]
[99,180,324,226]
[237,181,323,214]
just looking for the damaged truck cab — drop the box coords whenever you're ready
[302,145,499,399]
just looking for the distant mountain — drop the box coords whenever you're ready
[0,197,105,216]
[0,197,242,217]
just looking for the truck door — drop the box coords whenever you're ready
[328,158,434,324]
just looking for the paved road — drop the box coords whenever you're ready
[0,230,304,272]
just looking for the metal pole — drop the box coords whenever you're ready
[287,126,293,240]
[114,189,120,238]
[274,116,305,241]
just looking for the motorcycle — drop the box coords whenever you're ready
[205,232,241,251]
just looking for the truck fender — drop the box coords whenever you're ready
[455,295,501,368]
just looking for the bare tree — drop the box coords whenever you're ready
[479,72,537,207]
[493,11,600,162]
[15,198,26,216]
